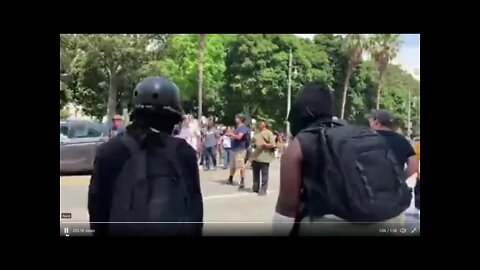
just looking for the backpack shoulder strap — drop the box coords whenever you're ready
[120,134,146,182]
[167,138,192,207]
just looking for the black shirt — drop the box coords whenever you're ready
[88,134,203,236]
[376,130,416,166]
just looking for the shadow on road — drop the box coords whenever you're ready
[210,179,257,193]
[60,171,91,177]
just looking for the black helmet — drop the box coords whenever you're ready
[133,76,183,117]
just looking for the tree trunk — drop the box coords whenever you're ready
[122,100,129,125]
[376,70,385,110]
[340,65,353,119]
[198,34,206,123]
[243,104,251,123]
[106,69,117,121]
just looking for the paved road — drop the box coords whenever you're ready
[60,159,419,236]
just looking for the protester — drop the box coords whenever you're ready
[226,114,250,189]
[88,76,203,236]
[220,127,232,170]
[273,83,411,236]
[369,110,420,220]
[178,116,201,153]
[244,123,254,169]
[251,121,276,195]
[217,126,225,166]
[368,110,419,179]
[109,115,125,138]
[202,121,219,171]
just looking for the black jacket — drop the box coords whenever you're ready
[88,134,203,236]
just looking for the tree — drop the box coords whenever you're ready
[380,63,420,132]
[75,34,150,120]
[141,34,228,117]
[340,34,369,119]
[313,34,348,117]
[346,60,378,123]
[60,34,81,110]
[369,34,403,110]
[223,34,333,129]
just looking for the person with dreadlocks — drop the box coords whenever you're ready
[88,77,203,236]
[274,83,410,236]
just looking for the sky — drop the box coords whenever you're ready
[295,34,420,80]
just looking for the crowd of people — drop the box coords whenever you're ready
[173,114,288,172]
[88,76,420,236]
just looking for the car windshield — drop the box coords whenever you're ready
[60,133,68,140]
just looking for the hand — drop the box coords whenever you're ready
[260,143,267,148]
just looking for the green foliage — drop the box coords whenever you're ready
[381,64,420,132]
[369,34,403,109]
[60,34,419,133]
[223,34,334,128]
[140,34,228,116]
[60,108,70,119]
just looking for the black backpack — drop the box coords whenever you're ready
[108,133,198,236]
[299,122,411,223]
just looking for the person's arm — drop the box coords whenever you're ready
[218,135,224,148]
[402,140,419,178]
[261,132,276,149]
[228,126,247,141]
[406,155,419,178]
[181,143,203,235]
[274,138,303,235]
[230,132,245,140]
[88,140,130,236]
[88,148,114,236]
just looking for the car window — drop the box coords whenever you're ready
[86,123,103,137]
[69,124,88,138]
[60,124,69,137]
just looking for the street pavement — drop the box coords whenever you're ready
[60,159,419,236]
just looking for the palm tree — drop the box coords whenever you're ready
[340,34,369,119]
[369,34,403,110]
[198,34,206,123]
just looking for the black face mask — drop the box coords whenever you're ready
[288,107,310,137]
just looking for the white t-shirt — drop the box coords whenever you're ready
[222,135,231,148]
[178,122,200,151]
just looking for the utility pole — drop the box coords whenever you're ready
[407,89,412,139]
[286,48,293,141]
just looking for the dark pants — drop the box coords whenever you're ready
[252,161,270,191]
[199,149,204,165]
[222,148,232,169]
[414,179,420,210]
[203,146,217,169]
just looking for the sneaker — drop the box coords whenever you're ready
[258,190,267,196]
[227,178,233,185]
[238,181,245,190]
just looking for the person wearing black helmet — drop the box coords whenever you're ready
[88,76,203,236]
